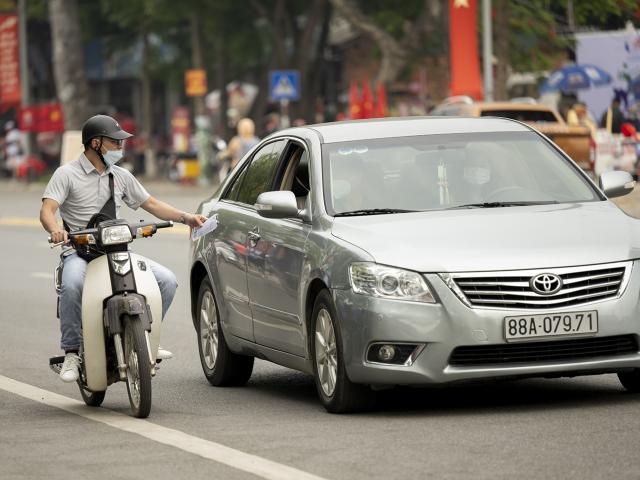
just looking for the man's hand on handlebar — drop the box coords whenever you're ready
[50,229,68,244]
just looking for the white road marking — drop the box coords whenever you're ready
[29,272,50,279]
[0,375,329,480]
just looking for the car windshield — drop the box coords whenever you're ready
[322,131,600,216]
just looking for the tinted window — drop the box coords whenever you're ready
[236,140,286,205]
[224,166,248,201]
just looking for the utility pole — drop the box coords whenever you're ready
[482,0,494,101]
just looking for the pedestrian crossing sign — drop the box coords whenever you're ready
[269,70,300,101]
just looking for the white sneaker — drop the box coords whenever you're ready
[59,353,81,383]
[157,346,173,360]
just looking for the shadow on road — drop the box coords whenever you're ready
[197,366,637,417]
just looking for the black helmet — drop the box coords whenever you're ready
[82,114,133,146]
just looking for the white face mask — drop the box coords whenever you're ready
[463,166,490,185]
[102,148,124,167]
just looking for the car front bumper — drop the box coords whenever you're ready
[333,264,640,386]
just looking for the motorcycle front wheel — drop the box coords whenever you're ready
[123,314,152,418]
[78,383,106,407]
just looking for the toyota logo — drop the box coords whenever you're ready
[530,273,563,295]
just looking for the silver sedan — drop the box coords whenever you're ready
[189,116,640,413]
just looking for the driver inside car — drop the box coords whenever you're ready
[39,115,207,383]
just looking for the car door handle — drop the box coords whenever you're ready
[248,228,260,246]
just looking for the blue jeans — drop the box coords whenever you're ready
[59,253,178,351]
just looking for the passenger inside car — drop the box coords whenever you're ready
[397,151,442,210]
[279,143,311,209]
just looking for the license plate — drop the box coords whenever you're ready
[504,310,598,342]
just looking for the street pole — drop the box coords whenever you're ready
[482,0,494,102]
[18,0,32,156]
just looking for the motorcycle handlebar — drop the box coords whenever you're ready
[47,220,173,247]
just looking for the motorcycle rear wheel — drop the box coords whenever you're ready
[123,315,152,418]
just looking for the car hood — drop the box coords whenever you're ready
[331,201,640,272]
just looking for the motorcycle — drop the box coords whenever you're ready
[48,218,173,418]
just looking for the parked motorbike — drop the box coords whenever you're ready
[48,218,173,418]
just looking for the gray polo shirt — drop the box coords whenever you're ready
[43,153,150,231]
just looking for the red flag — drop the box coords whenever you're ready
[448,0,483,100]
[361,81,374,119]
[374,82,388,117]
[348,81,362,119]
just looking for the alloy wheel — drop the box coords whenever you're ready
[315,308,338,397]
[200,290,219,370]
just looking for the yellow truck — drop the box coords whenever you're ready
[431,98,593,171]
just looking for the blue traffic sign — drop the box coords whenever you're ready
[269,70,300,101]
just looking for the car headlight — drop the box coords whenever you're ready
[349,262,436,303]
[101,225,133,245]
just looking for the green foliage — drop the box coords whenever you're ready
[358,0,424,39]
[509,0,638,72]
[509,0,573,72]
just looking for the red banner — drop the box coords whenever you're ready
[448,0,482,100]
[0,14,20,105]
[19,103,65,132]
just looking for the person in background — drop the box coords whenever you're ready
[600,98,626,134]
[567,102,597,137]
[4,121,24,178]
[226,118,260,169]
[262,113,280,137]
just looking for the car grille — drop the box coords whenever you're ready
[449,335,638,367]
[449,262,630,309]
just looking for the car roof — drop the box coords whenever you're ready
[300,116,530,144]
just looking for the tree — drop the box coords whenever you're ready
[48,0,90,129]
[249,0,331,124]
[328,0,446,84]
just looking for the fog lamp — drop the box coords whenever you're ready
[377,344,396,362]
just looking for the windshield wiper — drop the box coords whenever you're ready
[450,200,559,209]
[334,208,419,217]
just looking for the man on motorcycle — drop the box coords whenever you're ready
[40,115,206,382]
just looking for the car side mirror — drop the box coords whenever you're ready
[599,171,636,198]
[255,191,301,219]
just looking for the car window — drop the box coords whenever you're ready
[224,165,248,202]
[277,142,311,210]
[235,140,286,206]
[322,132,599,215]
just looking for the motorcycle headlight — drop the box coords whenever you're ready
[101,225,133,245]
[349,262,436,303]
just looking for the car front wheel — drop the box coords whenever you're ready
[311,290,374,413]
[197,277,254,386]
